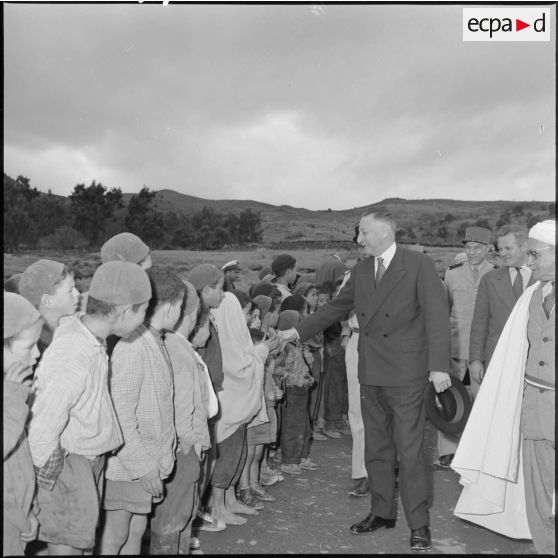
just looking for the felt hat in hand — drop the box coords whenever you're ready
[424,376,472,436]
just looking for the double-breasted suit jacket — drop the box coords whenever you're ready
[297,246,451,384]
[469,267,536,366]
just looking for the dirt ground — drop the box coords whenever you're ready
[190,422,536,555]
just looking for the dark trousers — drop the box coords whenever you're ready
[150,447,200,554]
[323,338,348,423]
[360,384,430,530]
[211,425,248,489]
[198,417,217,501]
[281,386,311,464]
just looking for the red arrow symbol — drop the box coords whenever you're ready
[516,19,530,31]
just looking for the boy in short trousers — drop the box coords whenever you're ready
[100,267,185,555]
[28,261,152,555]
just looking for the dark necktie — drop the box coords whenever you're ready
[375,257,385,286]
[542,282,555,319]
[512,268,524,300]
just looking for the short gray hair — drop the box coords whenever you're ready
[361,207,397,232]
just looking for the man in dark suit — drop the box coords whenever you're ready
[469,225,533,383]
[278,208,451,551]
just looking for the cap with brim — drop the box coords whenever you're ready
[222,260,240,272]
[277,309,301,331]
[187,264,223,292]
[424,376,473,436]
[4,292,42,338]
[89,261,151,305]
[253,295,272,320]
[463,227,491,245]
[19,259,66,308]
[181,280,199,317]
[101,233,150,264]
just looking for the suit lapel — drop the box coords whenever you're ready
[367,247,406,320]
[494,267,517,312]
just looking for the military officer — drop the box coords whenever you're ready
[434,226,495,469]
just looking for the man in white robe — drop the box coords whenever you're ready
[452,219,555,555]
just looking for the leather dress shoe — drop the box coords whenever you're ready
[410,526,431,551]
[350,513,396,535]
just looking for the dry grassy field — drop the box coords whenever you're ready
[5,245,472,293]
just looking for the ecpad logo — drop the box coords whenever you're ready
[463,8,550,41]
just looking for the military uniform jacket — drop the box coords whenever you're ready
[469,267,536,365]
[444,260,494,359]
[296,246,450,387]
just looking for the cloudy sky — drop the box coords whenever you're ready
[4,3,555,210]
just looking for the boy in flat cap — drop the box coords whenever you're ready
[100,232,152,269]
[221,260,241,292]
[19,259,80,353]
[4,293,43,556]
[186,264,228,532]
[28,261,152,555]
[152,279,219,554]
[77,232,152,314]
[435,226,495,469]
[101,267,185,555]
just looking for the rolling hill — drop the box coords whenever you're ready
[130,189,553,245]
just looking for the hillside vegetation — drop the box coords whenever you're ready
[4,173,554,251]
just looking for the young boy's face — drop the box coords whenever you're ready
[202,278,224,309]
[4,320,43,374]
[303,288,318,311]
[316,293,330,308]
[46,275,80,317]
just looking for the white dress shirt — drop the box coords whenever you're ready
[375,242,397,274]
[508,265,532,292]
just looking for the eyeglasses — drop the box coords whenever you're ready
[464,245,487,252]
[527,247,553,260]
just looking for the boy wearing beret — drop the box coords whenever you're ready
[186,264,228,532]
[3,293,43,555]
[19,259,80,353]
[28,261,152,555]
[101,267,185,555]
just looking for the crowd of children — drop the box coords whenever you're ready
[3,232,353,556]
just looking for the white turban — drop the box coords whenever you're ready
[528,219,556,246]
